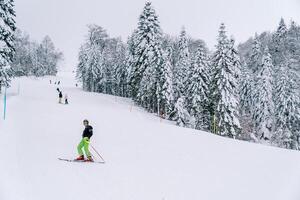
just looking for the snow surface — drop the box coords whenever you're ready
[1,72,300,200]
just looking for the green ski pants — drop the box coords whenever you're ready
[77,137,91,157]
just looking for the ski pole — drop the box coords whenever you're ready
[90,144,105,162]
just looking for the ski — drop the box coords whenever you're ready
[58,158,105,164]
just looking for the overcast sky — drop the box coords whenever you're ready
[15,0,300,70]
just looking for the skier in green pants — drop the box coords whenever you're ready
[75,119,93,162]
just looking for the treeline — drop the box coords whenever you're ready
[76,2,300,150]
[238,18,300,148]
[11,30,63,77]
[0,0,63,93]
[77,25,127,96]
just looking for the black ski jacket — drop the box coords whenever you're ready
[82,125,93,139]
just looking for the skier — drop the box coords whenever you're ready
[75,119,94,162]
[64,94,69,104]
[59,91,63,104]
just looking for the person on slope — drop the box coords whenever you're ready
[75,119,94,162]
[58,91,63,104]
[64,94,69,104]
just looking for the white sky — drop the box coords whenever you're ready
[15,0,300,69]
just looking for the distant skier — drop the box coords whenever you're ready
[64,94,69,104]
[58,91,63,104]
[76,119,93,162]
[58,81,60,85]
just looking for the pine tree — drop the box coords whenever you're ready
[187,45,210,130]
[161,47,174,118]
[286,21,300,91]
[239,64,253,114]
[114,39,127,97]
[11,29,29,76]
[78,25,108,92]
[248,33,262,73]
[125,30,139,97]
[77,26,128,95]
[0,0,16,93]
[287,20,300,56]
[211,23,241,138]
[239,62,256,140]
[270,18,288,68]
[253,47,274,140]
[128,2,163,100]
[228,37,241,81]
[273,60,300,148]
[174,97,191,127]
[129,2,164,112]
[273,18,288,45]
[137,57,157,110]
[35,36,62,76]
[174,27,190,100]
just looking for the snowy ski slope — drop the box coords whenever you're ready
[1,72,300,200]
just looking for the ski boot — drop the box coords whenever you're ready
[75,155,84,161]
[86,156,94,162]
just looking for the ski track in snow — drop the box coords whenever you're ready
[1,72,300,200]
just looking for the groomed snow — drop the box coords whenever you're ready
[1,72,300,200]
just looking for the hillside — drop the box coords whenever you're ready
[1,72,300,200]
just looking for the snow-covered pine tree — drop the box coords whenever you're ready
[88,43,104,93]
[228,37,241,82]
[174,96,192,127]
[286,20,300,56]
[173,27,191,100]
[286,21,300,91]
[113,39,127,97]
[187,45,210,130]
[273,18,288,46]
[161,47,174,118]
[28,41,39,76]
[211,23,241,138]
[129,2,164,112]
[253,47,274,141]
[35,36,62,76]
[126,30,139,98]
[270,18,288,69]
[272,60,300,149]
[248,33,262,73]
[11,29,28,76]
[0,0,16,93]
[239,62,256,140]
[101,38,124,95]
[137,57,157,111]
[77,25,108,92]
[239,64,253,114]
[77,45,89,90]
